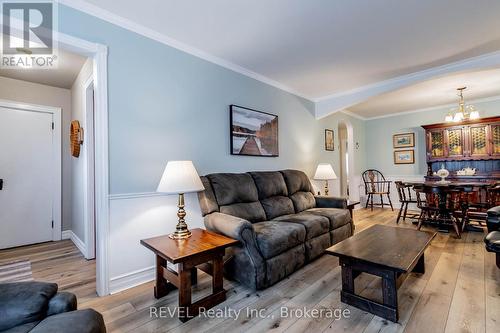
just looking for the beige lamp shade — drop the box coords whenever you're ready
[157,160,204,194]
[314,163,337,180]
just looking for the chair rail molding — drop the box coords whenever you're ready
[361,174,426,209]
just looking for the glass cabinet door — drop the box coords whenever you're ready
[429,130,445,159]
[469,125,489,157]
[446,128,464,157]
[491,123,500,156]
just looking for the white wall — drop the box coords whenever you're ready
[70,58,93,243]
[107,110,366,294]
[0,76,73,231]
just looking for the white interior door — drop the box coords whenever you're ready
[0,106,54,249]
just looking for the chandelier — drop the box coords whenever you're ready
[445,87,480,122]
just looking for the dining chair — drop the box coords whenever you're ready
[414,185,439,231]
[462,184,500,229]
[362,169,393,211]
[394,181,419,223]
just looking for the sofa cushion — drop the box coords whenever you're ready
[198,176,219,216]
[306,208,351,230]
[273,212,329,239]
[485,231,500,252]
[30,309,106,333]
[220,202,266,223]
[0,282,58,331]
[290,191,316,212]
[260,196,295,220]
[208,173,259,205]
[250,171,288,199]
[252,221,306,259]
[280,169,313,194]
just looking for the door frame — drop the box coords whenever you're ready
[56,34,109,296]
[0,99,62,242]
[83,77,96,260]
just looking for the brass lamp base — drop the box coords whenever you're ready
[324,180,329,196]
[169,193,192,240]
[169,229,192,240]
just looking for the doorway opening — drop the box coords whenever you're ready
[0,31,109,295]
[339,122,349,197]
[338,119,356,200]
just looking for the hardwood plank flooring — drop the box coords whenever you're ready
[0,208,497,333]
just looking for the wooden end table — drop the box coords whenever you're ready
[346,200,360,219]
[140,228,238,322]
[326,224,435,322]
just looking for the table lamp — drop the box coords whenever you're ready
[314,163,337,196]
[157,161,205,240]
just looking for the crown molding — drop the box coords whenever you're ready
[58,0,314,101]
[58,0,500,121]
[362,94,500,121]
[339,109,367,121]
[314,50,500,119]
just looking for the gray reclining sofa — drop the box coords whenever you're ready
[198,169,353,290]
[0,281,105,333]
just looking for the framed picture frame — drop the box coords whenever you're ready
[230,104,279,157]
[325,129,334,151]
[394,150,415,164]
[393,133,415,148]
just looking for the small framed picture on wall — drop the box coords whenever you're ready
[325,129,334,151]
[394,150,415,164]
[393,133,415,148]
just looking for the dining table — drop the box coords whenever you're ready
[402,181,492,235]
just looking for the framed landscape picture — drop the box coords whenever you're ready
[394,150,415,164]
[393,132,415,148]
[325,129,334,151]
[230,105,278,157]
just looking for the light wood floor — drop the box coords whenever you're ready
[1,208,499,333]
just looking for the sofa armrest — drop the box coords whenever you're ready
[487,206,500,233]
[204,212,265,265]
[31,309,106,333]
[0,282,58,331]
[204,212,254,242]
[315,196,347,209]
[46,292,77,316]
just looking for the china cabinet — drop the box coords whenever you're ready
[422,116,500,180]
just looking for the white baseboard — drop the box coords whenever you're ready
[109,265,155,294]
[62,230,87,257]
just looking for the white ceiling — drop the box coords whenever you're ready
[0,47,87,89]
[349,69,500,118]
[77,0,500,100]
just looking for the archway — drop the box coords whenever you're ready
[337,119,356,200]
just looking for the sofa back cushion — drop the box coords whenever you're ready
[250,171,288,198]
[250,171,294,219]
[197,176,219,216]
[208,173,258,205]
[260,196,295,220]
[208,173,266,222]
[219,202,266,223]
[280,169,316,212]
[290,191,316,212]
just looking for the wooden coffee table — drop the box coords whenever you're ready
[326,224,435,322]
[141,228,238,322]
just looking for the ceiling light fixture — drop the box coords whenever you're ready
[445,87,479,122]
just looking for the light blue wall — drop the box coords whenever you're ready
[364,99,500,176]
[58,5,365,195]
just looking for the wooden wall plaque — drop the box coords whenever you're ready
[70,120,84,157]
